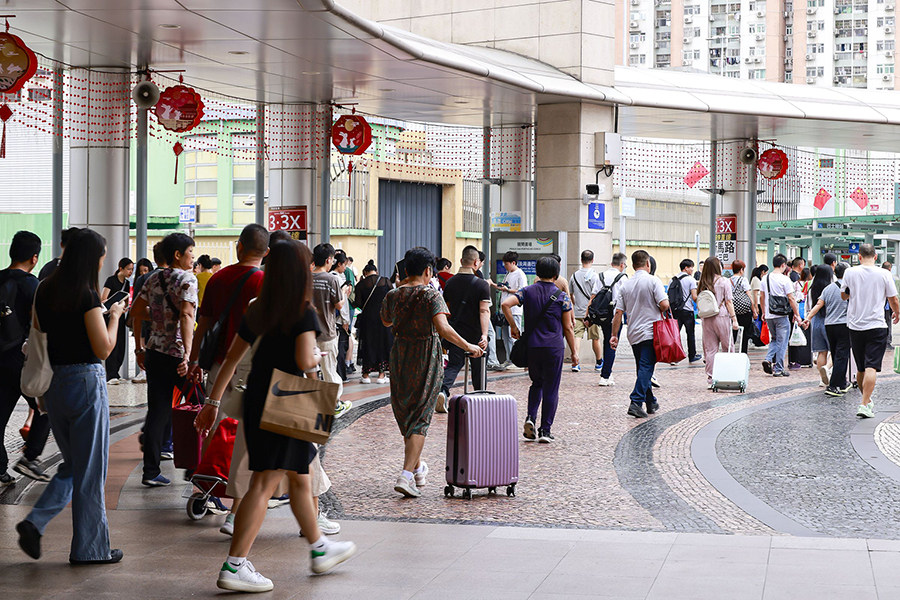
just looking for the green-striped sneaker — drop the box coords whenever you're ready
[311,540,357,574]
[334,400,353,419]
[856,403,875,419]
[217,559,273,592]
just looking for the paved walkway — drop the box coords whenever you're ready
[5,329,900,597]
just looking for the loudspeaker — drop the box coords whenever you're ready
[132,80,160,109]
[739,146,758,165]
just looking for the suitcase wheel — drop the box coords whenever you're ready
[444,485,455,498]
[506,484,516,497]
[488,486,497,495]
[186,493,209,521]
[462,488,472,500]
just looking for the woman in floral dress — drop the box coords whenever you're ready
[380,247,483,498]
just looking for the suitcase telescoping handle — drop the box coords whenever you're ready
[463,352,493,395]
[733,326,743,354]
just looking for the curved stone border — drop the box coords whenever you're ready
[691,394,822,537]
[851,409,900,484]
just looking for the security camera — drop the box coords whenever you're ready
[585,184,600,195]
[739,145,758,165]
[132,80,160,109]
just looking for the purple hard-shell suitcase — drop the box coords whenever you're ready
[445,356,519,499]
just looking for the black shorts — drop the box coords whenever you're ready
[849,328,888,372]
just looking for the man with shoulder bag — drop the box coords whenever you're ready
[759,254,801,377]
[568,250,603,373]
[669,259,701,363]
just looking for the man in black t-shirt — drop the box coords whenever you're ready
[437,247,491,412]
[37,227,78,282]
[0,231,52,485]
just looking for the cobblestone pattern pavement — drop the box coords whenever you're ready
[875,413,900,469]
[717,376,900,539]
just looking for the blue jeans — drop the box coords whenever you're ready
[766,316,791,374]
[26,363,112,562]
[487,325,500,368]
[599,320,620,379]
[630,340,657,406]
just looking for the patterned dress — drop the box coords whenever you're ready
[381,285,449,438]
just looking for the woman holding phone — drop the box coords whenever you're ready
[101,258,133,383]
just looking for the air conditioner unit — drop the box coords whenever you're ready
[807,7,816,15]
[630,42,640,49]
[834,77,841,83]
[754,56,762,63]
[631,0,640,5]
[784,34,790,41]
[735,13,741,20]
[630,20,639,29]
[710,15,716,21]
[886,27,894,33]
[806,54,815,60]
[756,10,765,18]
[756,34,765,41]
[806,77,816,83]
[887,50,894,57]
[784,57,792,64]
[744,57,752,63]
[683,59,693,65]
[683,36,692,44]
[835,8,842,14]
[887,4,895,11]
[654,42,660,48]
[684,15,693,23]
[808,31,817,38]
[884,74,893,81]
[863,51,868,58]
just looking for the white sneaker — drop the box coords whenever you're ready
[393,475,421,498]
[311,540,357,574]
[857,403,875,418]
[435,392,447,413]
[360,377,371,384]
[598,377,614,387]
[220,514,234,536]
[414,461,429,488]
[131,371,146,383]
[107,379,120,386]
[317,512,341,535]
[217,559,273,592]
[376,377,389,384]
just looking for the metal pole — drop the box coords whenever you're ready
[320,109,331,244]
[619,187,626,255]
[482,126,491,281]
[255,103,266,226]
[136,107,148,261]
[709,140,718,262]
[51,67,63,254]
[695,230,701,268]
[747,154,758,274]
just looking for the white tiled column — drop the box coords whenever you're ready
[68,68,131,264]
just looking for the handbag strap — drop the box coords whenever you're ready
[211,268,259,333]
[359,278,379,313]
[571,272,590,302]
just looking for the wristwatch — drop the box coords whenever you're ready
[205,398,221,408]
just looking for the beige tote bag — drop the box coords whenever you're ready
[259,369,341,445]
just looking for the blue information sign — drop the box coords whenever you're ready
[179,204,197,224]
[848,243,860,254]
[588,202,605,230]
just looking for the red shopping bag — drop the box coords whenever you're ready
[759,321,770,346]
[653,313,687,364]
[172,383,206,470]
[194,417,238,498]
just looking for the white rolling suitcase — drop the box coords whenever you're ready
[711,327,750,393]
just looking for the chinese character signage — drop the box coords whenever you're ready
[715,214,737,270]
[268,207,308,241]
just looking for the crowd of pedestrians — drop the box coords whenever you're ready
[4,223,900,593]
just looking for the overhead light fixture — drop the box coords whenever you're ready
[863,133,875,137]
[228,50,249,55]
[158,24,181,29]
[379,88,396,92]
[662,119,675,123]
[453,99,469,104]
[301,71,321,75]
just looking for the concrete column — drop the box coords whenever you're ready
[811,234,821,264]
[536,102,614,274]
[492,126,534,232]
[767,239,775,265]
[266,104,330,243]
[778,241,786,256]
[68,68,131,266]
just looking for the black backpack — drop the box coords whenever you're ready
[0,273,25,353]
[587,272,625,325]
[667,273,690,313]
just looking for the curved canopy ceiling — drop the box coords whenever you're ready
[6,0,900,149]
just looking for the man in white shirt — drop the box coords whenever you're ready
[490,251,528,369]
[841,244,899,418]
[569,249,602,373]
[610,250,669,419]
[759,253,801,377]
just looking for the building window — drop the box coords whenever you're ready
[183,146,218,226]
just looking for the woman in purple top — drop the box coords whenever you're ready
[501,256,576,443]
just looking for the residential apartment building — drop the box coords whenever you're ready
[616,0,898,90]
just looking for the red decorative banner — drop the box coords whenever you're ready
[0,31,38,94]
[850,187,869,209]
[813,188,832,211]
[331,114,372,155]
[154,84,204,133]
[683,161,709,188]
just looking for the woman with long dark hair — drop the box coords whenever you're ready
[101,257,134,383]
[381,247,482,498]
[808,263,834,385]
[16,228,127,564]
[699,257,739,388]
[352,260,393,383]
[195,240,356,592]
[132,232,198,488]
[729,260,756,353]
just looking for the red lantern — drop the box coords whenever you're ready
[0,23,39,159]
[758,149,789,181]
[331,114,372,156]
[155,84,204,133]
